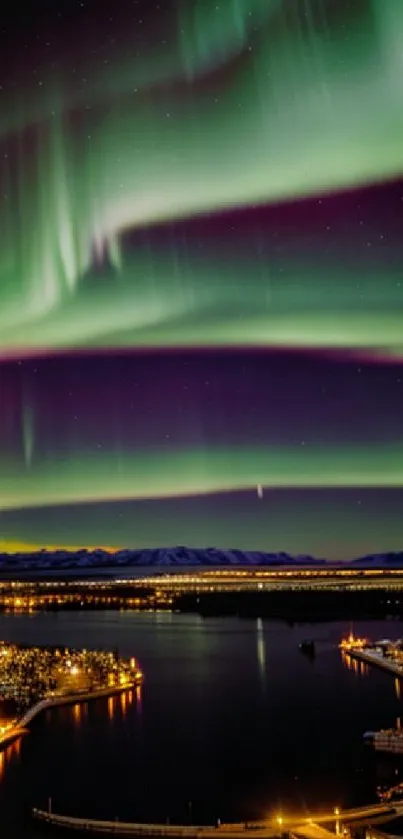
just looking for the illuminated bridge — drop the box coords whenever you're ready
[33,801,403,837]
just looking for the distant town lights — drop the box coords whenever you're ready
[339,634,368,651]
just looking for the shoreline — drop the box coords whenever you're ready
[342,647,403,677]
[0,676,142,752]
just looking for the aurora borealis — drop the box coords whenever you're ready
[1,0,403,559]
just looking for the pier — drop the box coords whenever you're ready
[340,635,403,678]
[343,648,403,676]
[32,802,403,838]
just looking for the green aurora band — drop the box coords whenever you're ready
[1,0,403,357]
[2,443,403,512]
[0,247,402,354]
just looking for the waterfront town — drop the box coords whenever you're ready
[0,641,142,742]
[1,567,403,614]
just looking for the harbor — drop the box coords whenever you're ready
[3,614,403,839]
[341,634,403,758]
[340,635,403,678]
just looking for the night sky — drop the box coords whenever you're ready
[1,0,403,559]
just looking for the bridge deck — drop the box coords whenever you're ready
[32,801,403,838]
[33,810,280,837]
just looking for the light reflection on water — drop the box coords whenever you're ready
[256,617,266,686]
[120,691,127,716]
[1,613,403,837]
[72,703,82,725]
[0,736,22,782]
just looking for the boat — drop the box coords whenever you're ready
[299,640,315,654]
[364,727,403,754]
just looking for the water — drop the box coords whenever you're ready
[1,612,403,837]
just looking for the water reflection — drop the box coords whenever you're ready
[395,678,401,699]
[0,738,22,783]
[72,689,140,725]
[73,703,82,725]
[256,618,266,686]
[4,614,403,838]
[341,651,351,670]
[341,652,368,677]
[120,691,127,717]
[108,696,115,721]
[136,684,143,714]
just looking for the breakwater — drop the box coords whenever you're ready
[0,678,141,752]
[33,810,231,837]
[32,801,403,838]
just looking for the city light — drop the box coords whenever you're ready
[0,640,143,750]
[339,634,368,651]
[1,568,403,615]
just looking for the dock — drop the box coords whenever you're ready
[341,647,403,678]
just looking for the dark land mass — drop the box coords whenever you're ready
[2,581,403,623]
[175,589,403,622]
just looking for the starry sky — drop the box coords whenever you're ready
[1,0,403,559]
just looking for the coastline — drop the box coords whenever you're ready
[342,647,403,677]
[0,676,142,752]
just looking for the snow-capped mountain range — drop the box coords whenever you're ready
[0,546,403,572]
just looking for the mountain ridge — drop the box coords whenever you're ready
[0,546,403,571]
